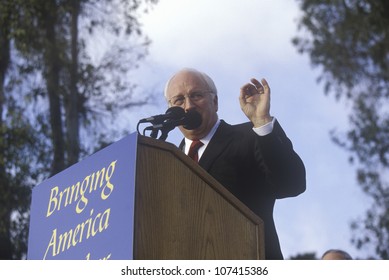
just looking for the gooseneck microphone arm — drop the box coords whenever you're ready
[137,107,185,140]
[137,108,202,141]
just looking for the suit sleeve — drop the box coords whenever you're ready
[255,120,306,198]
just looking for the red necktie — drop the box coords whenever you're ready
[188,140,204,163]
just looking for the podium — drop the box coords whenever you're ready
[27,133,264,260]
[134,135,265,259]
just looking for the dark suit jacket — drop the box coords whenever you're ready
[180,120,306,259]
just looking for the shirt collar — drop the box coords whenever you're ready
[184,119,221,153]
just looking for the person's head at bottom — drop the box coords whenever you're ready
[321,249,352,260]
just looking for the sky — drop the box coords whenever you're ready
[122,0,372,259]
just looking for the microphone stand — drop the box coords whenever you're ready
[159,125,175,141]
[137,109,201,141]
[150,127,160,139]
[138,120,175,141]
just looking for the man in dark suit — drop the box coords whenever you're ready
[164,68,306,260]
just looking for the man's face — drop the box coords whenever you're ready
[165,70,218,140]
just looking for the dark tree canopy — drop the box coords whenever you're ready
[293,0,389,259]
[0,0,157,259]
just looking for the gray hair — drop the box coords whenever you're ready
[163,68,218,100]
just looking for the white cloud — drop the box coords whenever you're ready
[142,0,302,70]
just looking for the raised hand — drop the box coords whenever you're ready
[239,77,272,127]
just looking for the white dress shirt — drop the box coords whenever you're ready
[184,117,276,160]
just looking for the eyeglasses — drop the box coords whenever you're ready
[168,91,213,106]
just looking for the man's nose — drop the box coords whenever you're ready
[183,97,195,111]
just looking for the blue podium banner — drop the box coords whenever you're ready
[27,133,138,260]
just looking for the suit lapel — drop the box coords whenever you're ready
[198,120,234,171]
[177,120,234,171]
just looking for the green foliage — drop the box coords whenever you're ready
[294,0,389,259]
[288,252,318,260]
[0,101,49,259]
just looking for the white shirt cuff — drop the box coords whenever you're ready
[252,117,276,136]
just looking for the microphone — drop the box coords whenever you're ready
[149,110,202,131]
[138,106,185,124]
[144,110,202,140]
[182,110,202,130]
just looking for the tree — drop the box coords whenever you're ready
[288,252,317,260]
[0,0,47,260]
[0,0,158,259]
[293,0,389,259]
